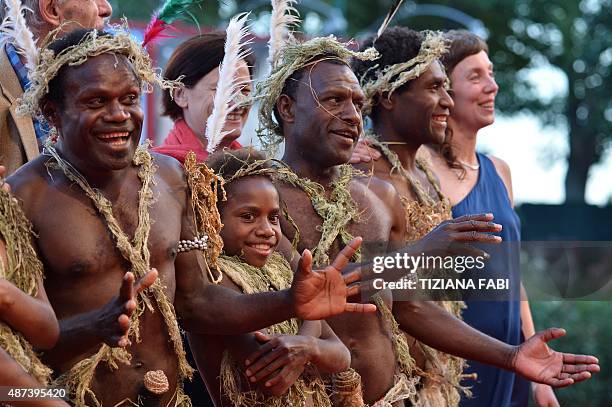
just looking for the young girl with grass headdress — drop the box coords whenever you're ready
[187,147,357,407]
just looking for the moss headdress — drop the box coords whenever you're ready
[17,22,181,118]
[360,30,449,116]
[255,36,378,153]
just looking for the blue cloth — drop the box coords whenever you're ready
[453,153,529,407]
[5,42,50,150]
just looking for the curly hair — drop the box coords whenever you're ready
[351,27,426,118]
[162,33,255,121]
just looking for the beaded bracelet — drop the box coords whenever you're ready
[177,235,208,253]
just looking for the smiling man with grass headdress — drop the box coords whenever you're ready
[255,24,601,407]
[7,24,375,406]
[352,26,469,407]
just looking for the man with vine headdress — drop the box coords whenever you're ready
[351,26,468,407]
[256,33,600,406]
[7,27,376,406]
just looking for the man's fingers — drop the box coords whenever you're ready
[451,220,502,233]
[538,328,566,343]
[449,232,502,243]
[547,378,574,388]
[134,269,158,295]
[117,313,130,333]
[452,213,494,223]
[297,249,313,277]
[346,282,361,298]
[330,237,362,272]
[343,269,362,286]
[115,335,132,348]
[119,272,135,302]
[122,299,137,316]
[561,360,599,374]
[567,371,592,383]
[113,314,131,347]
[344,302,377,313]
[562,353,599,366]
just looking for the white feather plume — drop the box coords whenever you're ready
[205,13,252,154]
[0,0,39,71]
[267,0,299,68]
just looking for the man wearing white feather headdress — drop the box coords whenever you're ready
[0,0,112,176]
[7,24,376,406]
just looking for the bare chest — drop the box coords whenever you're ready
[277,182,393,260]
[373,160,439,204]
[27,174,183,309]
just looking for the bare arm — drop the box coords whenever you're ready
[175,182,373,335]
[0,277,58,349]
[0,348,69,407]
[308,320,351,373]
[0,224,57,348]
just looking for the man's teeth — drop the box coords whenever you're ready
[98,132,129,139]
[336,131,354,139]
[432,116,447,122]
[480,103,494,109]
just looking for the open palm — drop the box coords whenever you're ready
[514,328,599,388]
[291,237,376,320]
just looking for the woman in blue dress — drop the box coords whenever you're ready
[424,30,559,407]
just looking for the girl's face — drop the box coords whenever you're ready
[219,177,282,268]
[449,50,499,133]
[176,59,252,143]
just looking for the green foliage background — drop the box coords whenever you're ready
[531,301,612,405]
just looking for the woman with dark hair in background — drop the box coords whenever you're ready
[153,33,256,406]
[153,33,255,163]
[424,30,559,407]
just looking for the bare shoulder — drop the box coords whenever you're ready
[352,172,397,202]
[488,155,514,203]
[488,155,512,186]
[151,151,185,183]
[6,155,52,203]
[352,173,404,220]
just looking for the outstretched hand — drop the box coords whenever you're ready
[96,269,158,347]
[513,328,600,387]
[417,213,503,258]
[291,237,376,320]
